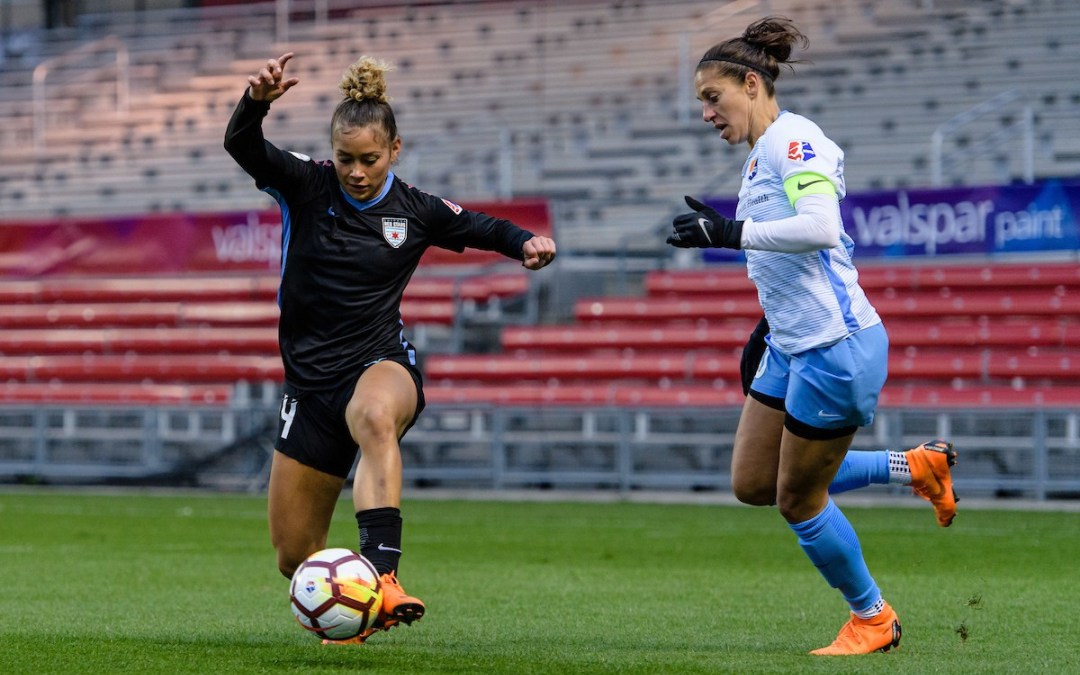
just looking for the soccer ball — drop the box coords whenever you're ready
[289,548,383,640]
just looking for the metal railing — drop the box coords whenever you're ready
[3,397,1077,500]
[930,89,1035,187]
[32,35,129,150]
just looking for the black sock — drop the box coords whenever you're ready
[356,506,402,576]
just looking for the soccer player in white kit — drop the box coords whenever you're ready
[666,17,954,655]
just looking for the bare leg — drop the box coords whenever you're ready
[344,360,418,512]
[730,395,785,506]
[267,451,345,578]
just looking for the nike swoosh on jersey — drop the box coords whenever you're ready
[796,178,829,190]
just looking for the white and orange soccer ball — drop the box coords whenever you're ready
[289,548,383,640]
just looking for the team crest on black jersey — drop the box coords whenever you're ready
[382,218,408,248]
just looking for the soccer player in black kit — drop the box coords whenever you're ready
[225,52,556,644]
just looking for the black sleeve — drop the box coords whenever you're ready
[421,192,535,261]
[224,91,318,199]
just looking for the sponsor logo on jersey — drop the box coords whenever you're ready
[746,158,758,180]
[441,198,463,215]
[382,218,408,247]
[787,140,816,162]
[288,150,312,162]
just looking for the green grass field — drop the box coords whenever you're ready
[1,489,1078,674]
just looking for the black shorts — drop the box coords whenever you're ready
[274,354,426,478]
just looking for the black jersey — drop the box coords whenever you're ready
[224,92,534,389]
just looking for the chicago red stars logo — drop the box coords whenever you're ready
[381,218,408,248]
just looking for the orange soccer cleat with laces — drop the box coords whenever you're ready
[321,572,425,646]
[906,439,959,527]
[810,603,902,656]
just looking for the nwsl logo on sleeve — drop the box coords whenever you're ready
[787,140,816,162]
[745,158,758,180]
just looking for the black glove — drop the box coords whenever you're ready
[666,196,744,249]
[740,315,769,395]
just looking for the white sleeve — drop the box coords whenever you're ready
[739,192,842,253]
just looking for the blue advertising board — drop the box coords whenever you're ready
[701,179,1080,261]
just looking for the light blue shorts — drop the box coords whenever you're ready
[750,322,888,430]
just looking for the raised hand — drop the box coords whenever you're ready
[522,236,557,270]
[248,53,300,103]
[667,196,744,249]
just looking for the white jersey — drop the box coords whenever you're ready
[736,111,881,354]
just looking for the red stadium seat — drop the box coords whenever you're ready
[644,269,756,296]
[856,262,1080,291]
[424,383,746,407]
[885,319,1072,348]
[868,288,1080,318]
[0,276,279,304]
[574,297,764,323]
[403,273,529,303]
[0,381,234,405]
[645,263,1080,298]
[0,302,187,328]
[424,382,1080,409]
[0,354,283,383]
[0,326,279,355]
[501,324,754,353]
[986,350,1080,380]
[879,385,1080,408]
[504,319,1080,352]
[425,353,670,381]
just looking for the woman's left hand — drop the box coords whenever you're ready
[522,236,556,270]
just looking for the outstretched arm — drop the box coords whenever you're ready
[225,52,313,194]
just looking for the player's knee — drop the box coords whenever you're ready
[732,478,776,506]
[273,537,317,579]
[275,547,304,579]
[776,492,818,524]
[345,398,399,446]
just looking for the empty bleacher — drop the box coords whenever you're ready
[3,0,1080,251]
[2,1,1079,495]
[425,260,1080,406]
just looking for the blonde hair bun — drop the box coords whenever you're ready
[339,56,393,104]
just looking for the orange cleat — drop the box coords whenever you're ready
[321,573,423,645]
[378,572,425,626]
[906,439,959,527]
[810,603,902,656]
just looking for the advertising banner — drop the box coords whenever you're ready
[703,179,1080,262]
[0,200,551,277]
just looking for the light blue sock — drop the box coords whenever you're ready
[789,499,881,614]
[829,450,890,494]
